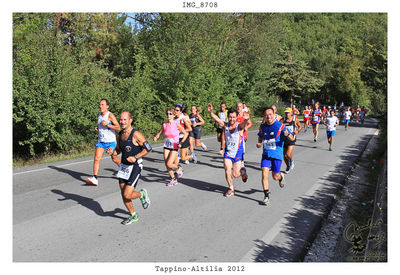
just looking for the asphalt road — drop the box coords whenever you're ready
[13,118,378,262]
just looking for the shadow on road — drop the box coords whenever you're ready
[249,133,374,262]
[51,189,129,221]
[178,177,263,204]
[48,166,118,185]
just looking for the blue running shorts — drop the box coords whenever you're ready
[96,141,117,150]
[261,155,282,173]
[327,130,336,139]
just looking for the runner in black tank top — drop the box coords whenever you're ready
[280,108,302,174]
[110,111,152,225]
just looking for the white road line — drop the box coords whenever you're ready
[13,130,258,176]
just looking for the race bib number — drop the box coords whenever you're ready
[263,138,276,150]
[313,116,319,122]
[304,113,309,118]
[117,163,133,180]
[226,140,238,152]
[164,138,175,149]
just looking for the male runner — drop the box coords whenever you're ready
[216,102,228,155]
[236,102,253,183]
[257,107,295,205]
[323,109,339,151]
[87,99,121,186]
[108,111,151,225]
[303,105,311,132]
[343,107,352,130]
[207,103,249,197]
[280,107,302,173]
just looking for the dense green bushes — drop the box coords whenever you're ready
[13,13,387,158]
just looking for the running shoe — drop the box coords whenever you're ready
[184,160,190,165]
[121,213,139,225]
[201,143,207,151]
[224,189,235,197]
[176,165,183,179]
[329,147,333,151]
[139,188,150,209]
[285,165,291,174]
[167,178,178,187]
[261,196,270,205]
[304,129,308,133]
[192,152,198,164]
[86,176,98,186]
[279,173,286,188]
[240,167,248,183]
[290,160,295,170]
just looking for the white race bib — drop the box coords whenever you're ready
[313,116,319,122]
[226,140,238,152]
[117,163,133,180]
[304,113,309,118]
[164,138,175,149]
[263,138,276,150]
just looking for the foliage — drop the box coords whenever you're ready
[12,13,387,159]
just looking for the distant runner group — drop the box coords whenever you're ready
[86,99,367,224]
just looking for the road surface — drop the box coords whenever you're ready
[13,118,378,262]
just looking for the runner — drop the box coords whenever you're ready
[257,107,295,205]
[291,104,300,121]
[343,107,352,130]
[360,107,366,124]
[302,105,311,132]
[236,102,253,183]
[243,103,251,114]
[216,102,228,155]
[108,111,151,225]
[87,99,121,186]
[207,103,249,197]
[154,108,188,186]
[311,103,322,142]
[189,105,207,154]
[321,105,328,121]
[355,105,362,123]
[323,109,340,151]
[280,107,302,173]
[174,104,195,164]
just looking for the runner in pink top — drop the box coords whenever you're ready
[154,108,188,186]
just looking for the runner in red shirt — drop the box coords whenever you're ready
[236,102,252,183]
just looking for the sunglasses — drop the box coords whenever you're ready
[167,112,174,115]
[175,109,181,112]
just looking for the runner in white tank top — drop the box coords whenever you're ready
[86,99,121,186]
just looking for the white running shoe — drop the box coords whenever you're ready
[192,152,198,164]
[86,176,98,186]
[201,143,207,151]
[261,196,270,205]
[184,160,190,164]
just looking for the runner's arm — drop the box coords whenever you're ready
[195,114,206,127]
[106,112,121,131]
[238,112,250,131]
[256,136,263,148]
[127,131,152,162]
[207,104,225,127]
[295,118,302,133]
[178,124,189,145]
[153,125,164,142]
[221,128,226,150]
[183,116,192,132]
